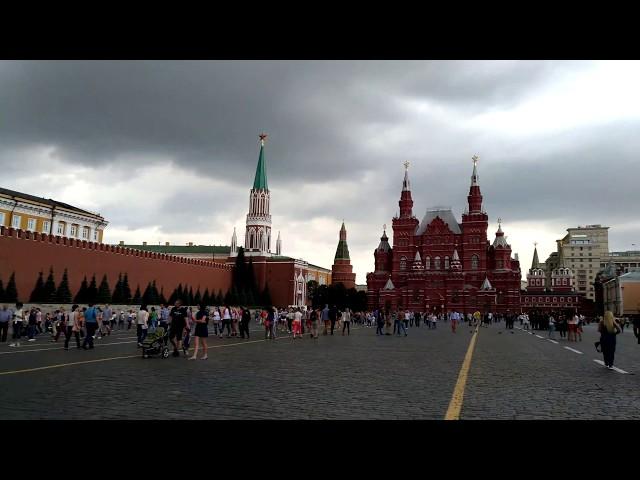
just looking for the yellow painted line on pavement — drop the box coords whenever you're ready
[444,326,479,420]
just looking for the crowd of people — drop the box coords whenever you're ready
[0,300,636,370]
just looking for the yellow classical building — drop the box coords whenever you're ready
[0,187,108,242]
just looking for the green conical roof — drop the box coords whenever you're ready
[334,240,350,261]
[253,142,268,190]
[531,246,539,269]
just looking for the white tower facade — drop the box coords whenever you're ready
[232,133,276,258]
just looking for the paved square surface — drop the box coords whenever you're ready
[1,321,639,419]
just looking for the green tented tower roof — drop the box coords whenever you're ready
[253,141,268,190]
[334,222,350,260]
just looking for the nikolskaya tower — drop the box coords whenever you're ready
[230,133,281,258]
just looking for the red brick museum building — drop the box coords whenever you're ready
[366,158,522,314]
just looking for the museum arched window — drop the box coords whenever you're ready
[471,254,479,270]
[425,256,431,270]
[434,256,441,270]
[400,256,407,271]
[444,256,450,270]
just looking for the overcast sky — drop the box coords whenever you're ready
[1,60,639,283]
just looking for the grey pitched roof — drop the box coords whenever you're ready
[0,186,103,218]
[415,208,461,236]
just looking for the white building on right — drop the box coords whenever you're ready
[545,224,640,302]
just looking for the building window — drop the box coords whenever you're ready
[560,297,564,303]
[42,221,50,233]
[0,212,4,226]
[434,256,441,270]
[400,256,407,271]
[93,229,99,241]
[57,223,65,235]
[12,215,22,228]
[546,297,550,303]
[425,256,430,270]
[444,256,450,270]
[497,259,503,269]
[82,227,89,239]
[471,254,479,270]
[70,225,77,237]
[562,278,567,285]
[27,218,36,231]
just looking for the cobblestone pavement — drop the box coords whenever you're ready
[0,321,638,419]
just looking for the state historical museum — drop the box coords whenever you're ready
[366,158,521,314]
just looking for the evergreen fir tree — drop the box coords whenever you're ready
[168,287,178,305]
[43,267,57,303]
[132,285,141,304]
[0,278,4,302]
[112,273,123,304]
[193,288,202,306]
[237,288,247,307]
[261,284,272,307]
[97,274,112,304]
[86,275,98,304]
[202,288,211,306]
[245,288,255,307]
[224,289,232,305]
[121,273,132,304]
[74,276,89,303]
[142,282,152,305]
[247,256,258,299]
[187,287,194,306]
[55,269,73,304]
[159,287,167,305]
[234,247,248,292]
[215,289,224,305]
[150,281,160,305]
[4,272,18,303]
[29,271,45,303]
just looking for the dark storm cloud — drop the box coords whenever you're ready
[1,60,638,278]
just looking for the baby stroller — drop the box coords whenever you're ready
[141,327,170,359]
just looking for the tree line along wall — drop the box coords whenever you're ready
[0,227,232,304]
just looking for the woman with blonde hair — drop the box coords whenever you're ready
[598,311,621,370]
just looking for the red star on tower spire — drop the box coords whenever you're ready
[259,132,268,144]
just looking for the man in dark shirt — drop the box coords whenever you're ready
[240,307,251,339]
[329,305,338,335]
[169,299,188,357]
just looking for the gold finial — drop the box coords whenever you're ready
[472,154,479,166]
[403,160,410,170]
[498,217,502,226]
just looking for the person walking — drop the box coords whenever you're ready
[567,314,577,342]
[183,307,193,354]
[0,304,12,343]
[321,304,330,335]
[102,304,113,337]
[292,308,303,339]
[264,307,272,339]
[286,308,294,334]
[212,307,222,337]
[222,305,232,338]
[342,307,351,336]
[27,307,37,342]
[329,305,338,335]
[148,306,158,333]
[169,299,188,357]
[136,305,149,347]
[376,310,385,335]
[403,310,410,331]
[451,310,459,333]
[240,307,251,339]
[189,304,209,360]
[548,314,556,339]
[64,304,82,350]
[633,315,640,345]
[309,307,319,338]
[159,304,170,330]
[82,303,99,350]
[598,311,621,370]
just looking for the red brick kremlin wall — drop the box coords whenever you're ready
[0,227,233,303]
